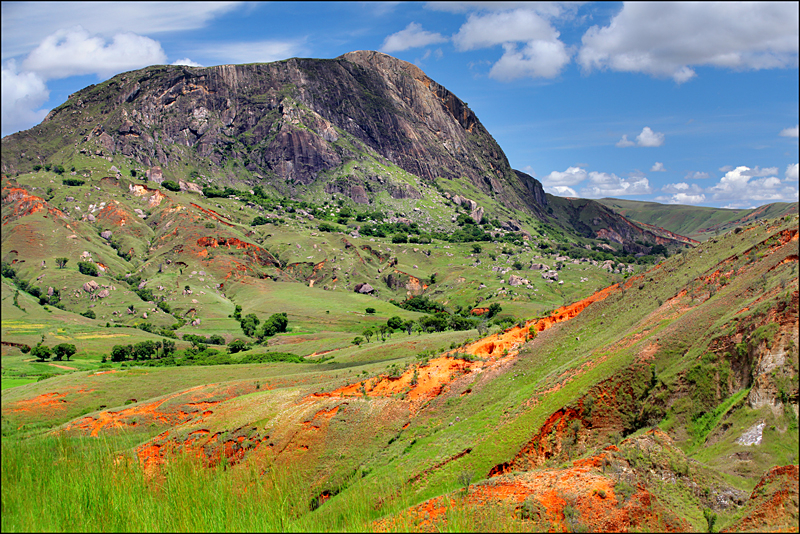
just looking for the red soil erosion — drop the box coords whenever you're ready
[722,464,800,533]
[62,383,257,438]
[1,186,67,224]
[196,236,280,266]
[10,392,69,412]
[309,282,619,413]
[96,203,133,227]
[189,203,235,227]
[381,446,689,532]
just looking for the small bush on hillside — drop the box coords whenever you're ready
[62,178,85,186]
[77,261,98,276]
[162,180,180,192]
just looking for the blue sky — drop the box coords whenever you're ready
[2,1,798,209]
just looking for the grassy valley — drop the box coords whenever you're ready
[2,52,798,532]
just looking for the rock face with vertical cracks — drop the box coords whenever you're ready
[0,51,548,217]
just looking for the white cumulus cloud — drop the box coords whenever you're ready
[786,163,799,181]
[685,171,711,180]
[172,58,203,67]
[579,172,652,198]
[616,127,665,147]
[1,59,50,137]
[708,165,798,205]
[549,186,578,197]
[489,39,570,80]
[616,134,635,148]
[453,9,560,51]
[380,22,448,53]
[543,166,587,187]
[452,8,572,80]
[578,2,799,83]
[780,125,799,138]
[636,126,664,147]
[651,162,666,172]
[22,26,167,80]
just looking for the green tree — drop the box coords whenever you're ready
[53,343,76,361]
[362,328,373,343]
[133,340,156,360]
[365,307,376,315]
[31,343,51,361]
[403,320,415,335]
[352,336,364,346]
[77,261,98,276]
[162,340,176,358]
[486,302,502,318]
[471,244,482,254]
[228,339,247,353]
[240,313,260,337]
[55,257,68,269]
[387,316,403,330]
[110,344,131,362]
[259,312,288,339]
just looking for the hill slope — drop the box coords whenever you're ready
[3,214,797,532]
[598,198,798,241]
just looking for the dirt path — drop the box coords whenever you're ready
[23,359,78,370]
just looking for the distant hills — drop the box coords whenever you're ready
[597,198,798,241]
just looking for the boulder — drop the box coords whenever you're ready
[100,230,113,241]
[470,205,484,224]
[356,283,376,294]
[83,280,99,293]
[97,289,110,299]
[508,274,527,286]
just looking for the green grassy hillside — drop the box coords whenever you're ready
[3,213,797,532]
[598,197,798,241]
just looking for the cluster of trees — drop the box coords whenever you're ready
[352,300,507,346]
[233,305,289,341]
[31,343,76,361]
[183,333,225,345]
[32,163,67,174]
[109,340,176,362]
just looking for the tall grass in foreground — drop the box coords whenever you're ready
[2,434,530,532]
[1,434,379,532]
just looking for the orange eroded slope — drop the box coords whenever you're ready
[310,282,618,410]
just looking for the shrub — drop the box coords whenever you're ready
[259,312,288,338]
[31,343,52,361]
[77,261,98,276]
[80,310,96,319]
[53,343,77,361]
[62,178,84,186]
[162,180,180,192]
[228,339,248,353]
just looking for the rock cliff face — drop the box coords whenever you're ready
[1,51,546,215]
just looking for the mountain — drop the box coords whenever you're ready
[597,198,799,241]
[1,51,688,251]
[3,51,797,532]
